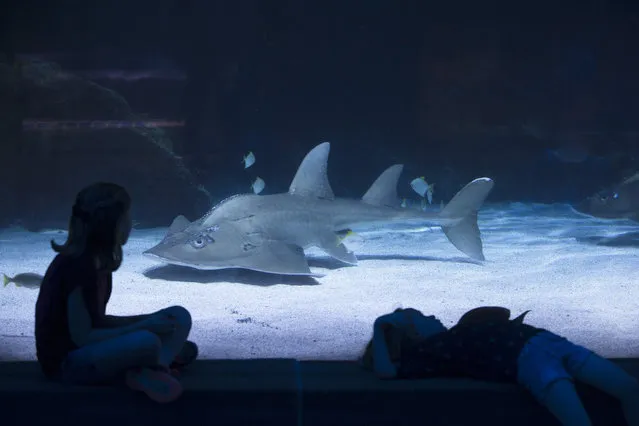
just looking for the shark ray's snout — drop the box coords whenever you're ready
[143,235,181,261]
[143,240,196,266]
[142,244,164,259]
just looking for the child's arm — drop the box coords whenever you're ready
[67,287,153,346]
[102,314,150,328]
[372,318,398,379]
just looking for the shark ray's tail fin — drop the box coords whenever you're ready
[439,177,494,261]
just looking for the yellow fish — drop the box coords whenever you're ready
[3,273,44,289]
[336,229,357,246]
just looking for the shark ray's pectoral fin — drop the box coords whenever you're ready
[237,241,322,277]
[362,164,403,208]
[317,234,358,265]
[321,243,358,265]
[288,142,335,200]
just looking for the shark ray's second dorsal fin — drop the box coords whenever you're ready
[288,142,335,199]
[168,215,191,235]
[362,164,403,207]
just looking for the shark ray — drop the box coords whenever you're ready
[144,142,495,276]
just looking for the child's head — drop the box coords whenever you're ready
[52,182,132,271]
[399,308,447,338]
[359,308,447,370]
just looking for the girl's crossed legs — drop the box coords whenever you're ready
[59,305,193,402]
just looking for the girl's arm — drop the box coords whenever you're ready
[372,318,398,379]
[102,314,150,328]
[67,287,150,346]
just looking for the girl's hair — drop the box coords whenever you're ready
[52,182,131,271]
[359,308,417,371]
[359,308,444,371]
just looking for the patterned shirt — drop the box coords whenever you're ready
[397,318,544,382]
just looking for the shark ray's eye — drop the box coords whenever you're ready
[190,237,207,249]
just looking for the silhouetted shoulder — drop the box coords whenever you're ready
[40,253,96,293]
[457,306,511,326]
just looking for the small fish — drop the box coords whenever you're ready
[251,177,265,194]
[3,273,44,289]
[400,198,407,208]
[242,151,256,169]
[336,229,357,245]
[410,177,428,196]
[410,177,435,203]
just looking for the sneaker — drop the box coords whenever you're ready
[125,367,183,403]
[171,340,199,370]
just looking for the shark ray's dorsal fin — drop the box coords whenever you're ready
[168,215,191,235]
[288,142,335,200]
[362,164,404,207]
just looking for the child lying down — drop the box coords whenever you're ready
[360,306,639,426]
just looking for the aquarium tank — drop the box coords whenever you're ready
[1,0,638,367]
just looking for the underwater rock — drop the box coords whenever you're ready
[0,58,211,230]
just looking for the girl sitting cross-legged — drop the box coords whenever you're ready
[35,182,198,403]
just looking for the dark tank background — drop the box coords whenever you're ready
[0,0,638,229]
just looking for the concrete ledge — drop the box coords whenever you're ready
[2,358,638,426]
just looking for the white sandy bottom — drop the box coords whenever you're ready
[1,203,638,361]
